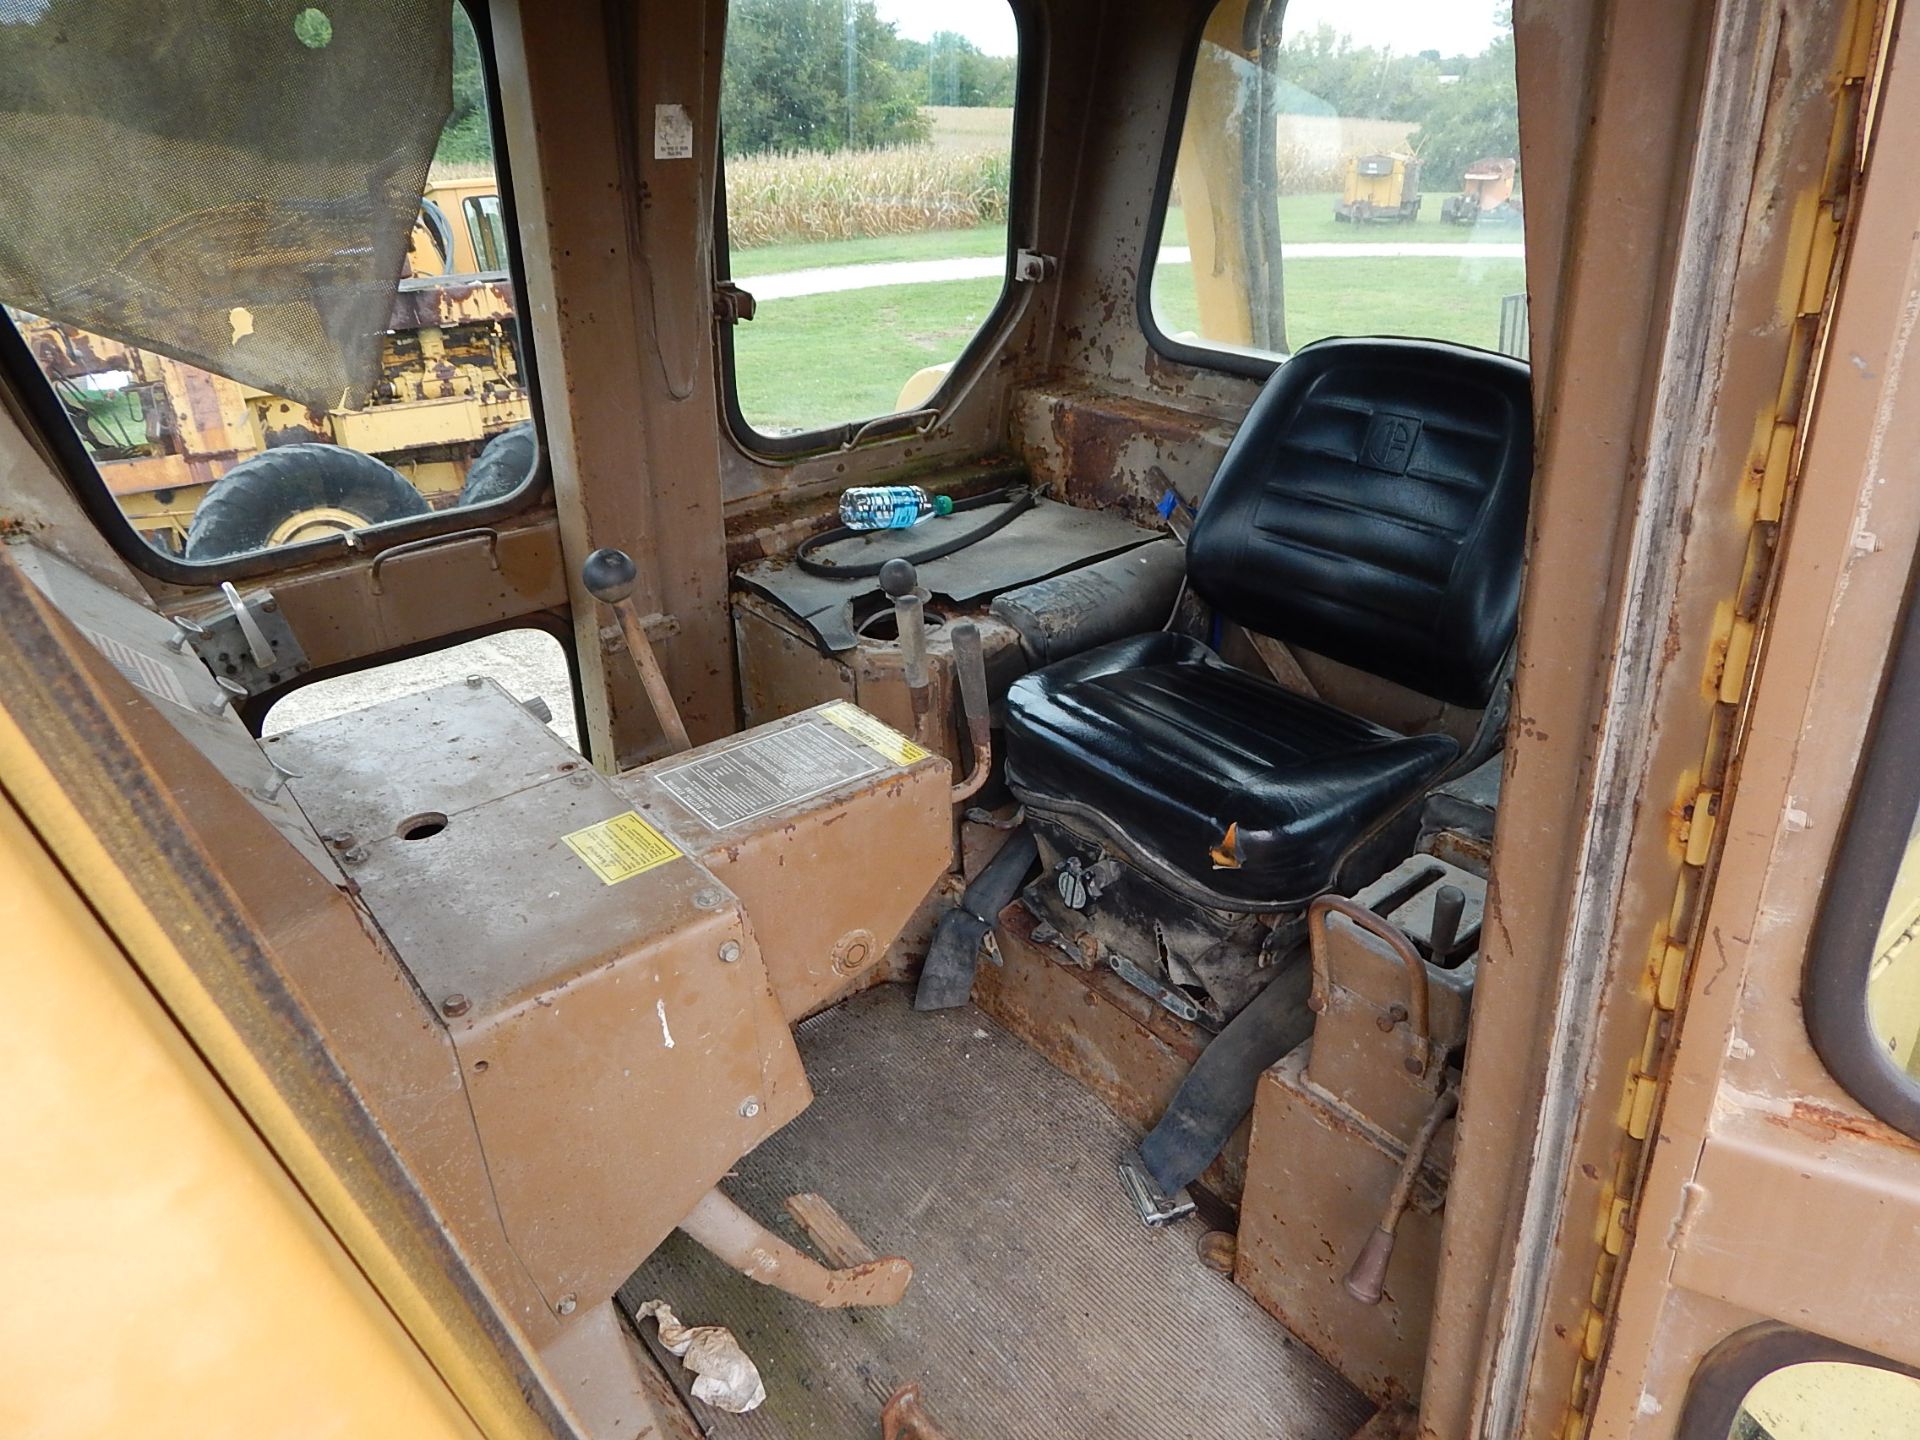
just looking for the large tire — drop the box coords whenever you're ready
[184,444,430,561]
[457,422,539,508]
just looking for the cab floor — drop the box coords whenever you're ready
[619,984,1372,1439]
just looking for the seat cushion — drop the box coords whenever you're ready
[1003,633,1458,907]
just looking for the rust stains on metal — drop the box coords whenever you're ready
[881,1383,961,1440]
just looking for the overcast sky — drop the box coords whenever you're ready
[871,0,1503,60]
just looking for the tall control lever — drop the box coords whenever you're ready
[581,547,693,755]
[948,620,992,803]
[880,558,933,743]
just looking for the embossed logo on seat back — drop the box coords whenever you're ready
[1361,411,1422,474]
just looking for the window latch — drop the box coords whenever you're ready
[1013,249,1058,283]
[713,282,758,324]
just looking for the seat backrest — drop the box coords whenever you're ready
[1184,336,1532,709]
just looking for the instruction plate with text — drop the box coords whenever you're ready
[656,721,882,830]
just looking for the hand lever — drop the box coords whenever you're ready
[948,620,992,802]
[581,547,692,755]
[1428,883,1466,964]
[881,559,934,743]
[1344,1087,1458,1305]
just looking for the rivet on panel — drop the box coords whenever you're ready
[739,1098,761,1118]
[442,993,471,1018]
[718,940,742,963]
[694,888,723,910]
[556,1294,577,1316]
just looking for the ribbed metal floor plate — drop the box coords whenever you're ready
[620,986,1371,1439]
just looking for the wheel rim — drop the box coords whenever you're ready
[266,505,369,547]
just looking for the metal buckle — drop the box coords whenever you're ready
[1117,1150,1195,1228]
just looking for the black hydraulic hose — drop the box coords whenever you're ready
[795,485,1037,579]
[1139,953,1316,1196]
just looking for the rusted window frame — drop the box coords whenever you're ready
[1135,0,1282,383]
[1804,542,1920,1140]
[1675,1321,1920,1437]
[0,0,552,587]
[711,0,1038,460]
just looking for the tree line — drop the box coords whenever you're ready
[436,0,1515,182]
[721,0,1013,157]
[1276,20,1520,184]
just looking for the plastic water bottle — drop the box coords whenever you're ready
[838,485,955,531]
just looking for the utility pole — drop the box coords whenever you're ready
[844,0,858,148]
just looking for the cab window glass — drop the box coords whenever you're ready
[719,0,1020,441]
[0,2,539,566]
[1727,1361,1920,1439]
[265,628,580,753]
[1147,0,1525,363]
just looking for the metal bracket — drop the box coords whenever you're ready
[1107,948,1209,1028]
[1013,248,1058,283]
[713,281,758,324]
[186,587,309,695]
[1118,1150,1195,1228]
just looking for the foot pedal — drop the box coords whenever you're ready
[1118,1149,1195,1227]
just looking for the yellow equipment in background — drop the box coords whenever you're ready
[1335,153,1423,225]
[9,175,529,556]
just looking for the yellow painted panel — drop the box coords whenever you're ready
[1740,1360,1920,1439]
[1868,817,1920,1075]
[0,801,484,1440]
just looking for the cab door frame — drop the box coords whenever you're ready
[1577,1,1920,1430]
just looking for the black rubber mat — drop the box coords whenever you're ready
[620,986,1372,1439]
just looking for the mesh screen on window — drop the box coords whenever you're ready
[1148,0,1525,363]
[0,1,538,563]
[720,0,1019,440]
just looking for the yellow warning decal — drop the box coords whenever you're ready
[562,811,682,885]
[819,701,929,766]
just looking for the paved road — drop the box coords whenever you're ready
[748,242,1526,301]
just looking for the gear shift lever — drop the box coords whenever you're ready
[581,547,693,755]
[881,559,934,743]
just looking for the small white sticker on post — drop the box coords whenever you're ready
[654,103,694,160]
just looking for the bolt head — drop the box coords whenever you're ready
[556,1293,577,1316]
[568,770,594,788]
[718,940,742,963]
[442,993,471,1018]
[465,674,484,688]
[739,1098,761,1119]
[693,888,723,910]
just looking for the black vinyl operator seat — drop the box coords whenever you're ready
[1003,337,1533,909]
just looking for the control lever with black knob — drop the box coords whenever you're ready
[581,546,692,756]
[881,559,934,743]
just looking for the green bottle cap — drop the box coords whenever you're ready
[933,494,955,517]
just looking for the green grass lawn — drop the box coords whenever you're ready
[735,255,1523,434]
[727,193,1517,281]
[729,200,1526,433]
[729,224,1009,279]
[1152,255,1526,355]
[1167,195,1522,248]
[732,276,1006,434]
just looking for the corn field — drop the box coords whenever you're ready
[725,146,1011,248]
